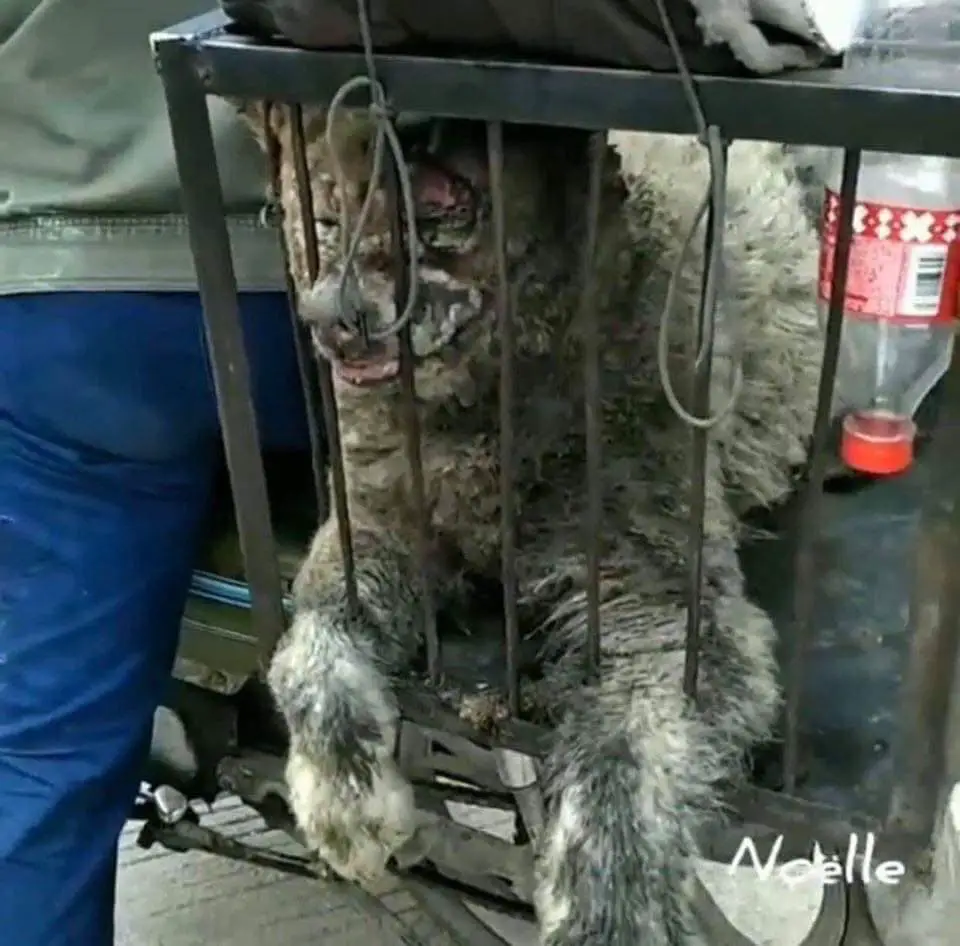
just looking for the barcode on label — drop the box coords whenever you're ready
[901,247,947,316]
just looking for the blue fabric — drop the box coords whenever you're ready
[0,291,307,946]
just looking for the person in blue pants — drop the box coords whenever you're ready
[0,4,305,944]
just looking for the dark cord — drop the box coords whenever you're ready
[653,0,743,428]
[323,0,743,429]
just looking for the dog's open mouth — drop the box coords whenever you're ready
[328,282,487,387]
[334,337,401,386]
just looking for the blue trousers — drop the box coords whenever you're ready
[0,291,307,945]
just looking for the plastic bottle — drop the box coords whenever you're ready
[818,0,960,476]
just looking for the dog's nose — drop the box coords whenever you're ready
[304,271,374,337]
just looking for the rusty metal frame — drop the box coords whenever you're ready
[152,9,960,945]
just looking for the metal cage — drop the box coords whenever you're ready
[148,9,960,945]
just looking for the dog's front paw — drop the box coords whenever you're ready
[287,739,417,884]
[269,605,422,883]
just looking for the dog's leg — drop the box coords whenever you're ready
[709,141,827,509]
[533,566,779,945]
[267,517,423,884]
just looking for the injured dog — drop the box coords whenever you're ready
[245,110,824,946]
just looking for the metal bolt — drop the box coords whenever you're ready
[495,749,538,790]
[154,785,190,825]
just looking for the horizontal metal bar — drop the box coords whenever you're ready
[152,10,960,156]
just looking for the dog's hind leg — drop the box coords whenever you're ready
[534,596,715,946]
[532,571,779,945]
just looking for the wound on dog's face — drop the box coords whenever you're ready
[298,119,554,391]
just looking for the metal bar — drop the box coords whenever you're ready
[402,876,514,946]
[495,748,546,840]
[154,40,287,660]
[781,149,862,794]
[264,104,329,526]
[152,16,960,158]
[683,141,729,699]
[885,336,960,847]
[839,880,886,946]
[146,819,319,878]
[396,328,440,680]
[580,132,605,677]
[386,162,441,683]
[486,121,521,716]
[397,809,536,900]
[287,104,359,614]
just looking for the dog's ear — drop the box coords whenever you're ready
[229,98,273,151]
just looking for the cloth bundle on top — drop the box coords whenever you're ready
[220,0,866,75]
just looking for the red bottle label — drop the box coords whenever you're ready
[818,191,960,326]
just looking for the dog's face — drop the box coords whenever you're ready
[274,112,590,402]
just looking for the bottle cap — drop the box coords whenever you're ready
[841,411,916,476]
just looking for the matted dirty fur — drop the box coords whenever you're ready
[688,0,824,73]
[243,106,824,946]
